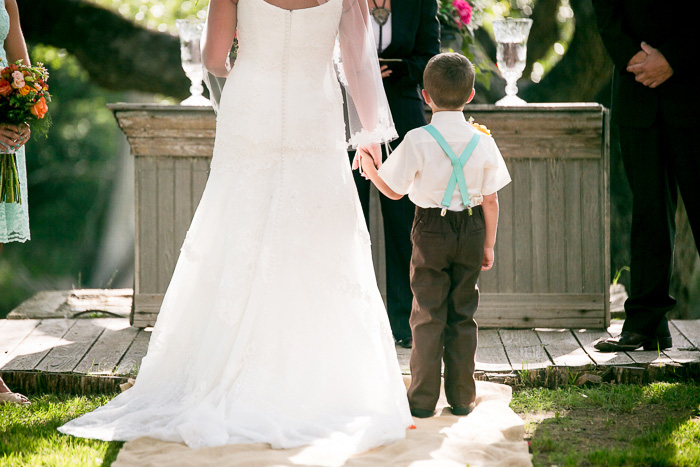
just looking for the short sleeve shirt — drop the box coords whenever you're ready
[378,111,511,211]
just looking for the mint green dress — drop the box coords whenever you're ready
[0,1,30,243]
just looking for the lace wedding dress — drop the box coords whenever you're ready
[59,0,413,456]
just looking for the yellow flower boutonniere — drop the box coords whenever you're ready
[468,116,491,136]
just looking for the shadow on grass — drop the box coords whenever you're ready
[516,382,700,466]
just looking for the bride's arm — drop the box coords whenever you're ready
[202,0,238,78]
[4,0,30,65]
[338,0,397,164]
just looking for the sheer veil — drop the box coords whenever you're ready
[203,0,397,148]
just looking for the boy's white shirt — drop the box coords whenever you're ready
[378,111,511,211]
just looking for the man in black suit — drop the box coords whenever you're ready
[592,0,699,351]
[350,0,440,348]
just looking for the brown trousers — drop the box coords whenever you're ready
[407,206,485,411]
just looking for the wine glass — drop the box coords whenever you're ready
[176,19,210,106]
[493,18,533,106]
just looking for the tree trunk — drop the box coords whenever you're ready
[520,0,612,103]
[18,0,190,99]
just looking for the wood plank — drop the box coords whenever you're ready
[479,318,605,329]
[547,159,566,293]
[114,329,152,375]
[0,319,41,368]
[571,327,635,366]
[173,158,194,263]
[157,157,177,292]
[512,161,532,293]
[536,329,595,368]
[35,320,105,373]
[74,319,139,374]
[499,330,551,370]
[495,162,514,293]
[479,293,605,308]
[128,137,215,157]
[136,156,158,295]
[672,320,700,348]
[476,329,511,372]
[2,320,75,371]
[564,160,583,293]
[530,160,548,292]
[192,158,210,205]
[602,111,612,327]
[581,160,603,294]
[7,291,70,319]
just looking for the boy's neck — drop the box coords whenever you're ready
[431,106,465,114]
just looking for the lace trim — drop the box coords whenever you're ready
[348,126,399,149]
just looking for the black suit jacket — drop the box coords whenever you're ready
[592,0,697,127]
[378,0,440,142]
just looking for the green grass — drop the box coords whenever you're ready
[511,382,700,466]
[0,393,122,467]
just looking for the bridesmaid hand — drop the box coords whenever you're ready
[0,123,30,150]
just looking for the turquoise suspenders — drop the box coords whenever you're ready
[422,125,481,216]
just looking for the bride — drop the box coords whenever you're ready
[59,0,413,456]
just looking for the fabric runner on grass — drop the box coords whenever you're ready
[113,378,531,467]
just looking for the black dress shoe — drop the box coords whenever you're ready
[396,337,412,349]
[594,332,672,352]
[450,404,474,416]
[410,408,435,418]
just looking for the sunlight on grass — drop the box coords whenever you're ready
[0,394,122,467]
[512,382,700,466]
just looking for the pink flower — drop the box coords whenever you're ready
[11,70,25,89]
[453,0,473,28]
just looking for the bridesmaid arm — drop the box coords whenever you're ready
[202,0,238,78]
[4,0,30,65]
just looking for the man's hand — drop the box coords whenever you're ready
[627,50,647,68]
[380,64,392,79]
[626,42,674,88]
[482,247,494,271]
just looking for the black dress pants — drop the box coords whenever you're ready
[619,123,700,337]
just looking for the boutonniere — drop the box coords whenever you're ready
[468,116,491,136]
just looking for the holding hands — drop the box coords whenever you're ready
[626,42,673,88]
[353,143,382,175]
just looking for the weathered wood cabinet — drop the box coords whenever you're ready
[112,103,610,329]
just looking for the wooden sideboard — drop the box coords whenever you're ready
[111,103,610,329]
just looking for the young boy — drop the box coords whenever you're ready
[359,53,511,418]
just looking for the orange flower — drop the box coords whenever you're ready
[0,79,11,97]
[31,96,48,119]
[18,84,34,96]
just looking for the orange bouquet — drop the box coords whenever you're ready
[0,60,51,204]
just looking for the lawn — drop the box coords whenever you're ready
[0,393,121,467]
[511,382,700,466]
[2,382,699,466]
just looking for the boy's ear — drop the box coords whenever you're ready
[421,89,432,105]
[466,88,475,104]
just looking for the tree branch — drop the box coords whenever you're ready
[18,0,190,99]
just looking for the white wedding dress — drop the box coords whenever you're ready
[59,0,413,457]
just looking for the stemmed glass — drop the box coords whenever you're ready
[176,19,210,106]
[493,18,533,106]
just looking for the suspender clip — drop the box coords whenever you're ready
[467,206,473,216]
[440,207,447,217]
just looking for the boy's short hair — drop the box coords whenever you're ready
[423,53,475,109]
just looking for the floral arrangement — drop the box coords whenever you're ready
[468,116,491,136]
[438,0,473,31]
[0,60,51,204]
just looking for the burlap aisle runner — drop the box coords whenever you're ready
[114,379,532,466]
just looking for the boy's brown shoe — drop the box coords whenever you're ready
[410,408,435,418]
[450,404,474,416]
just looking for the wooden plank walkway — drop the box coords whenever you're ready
[2,317,699,394]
